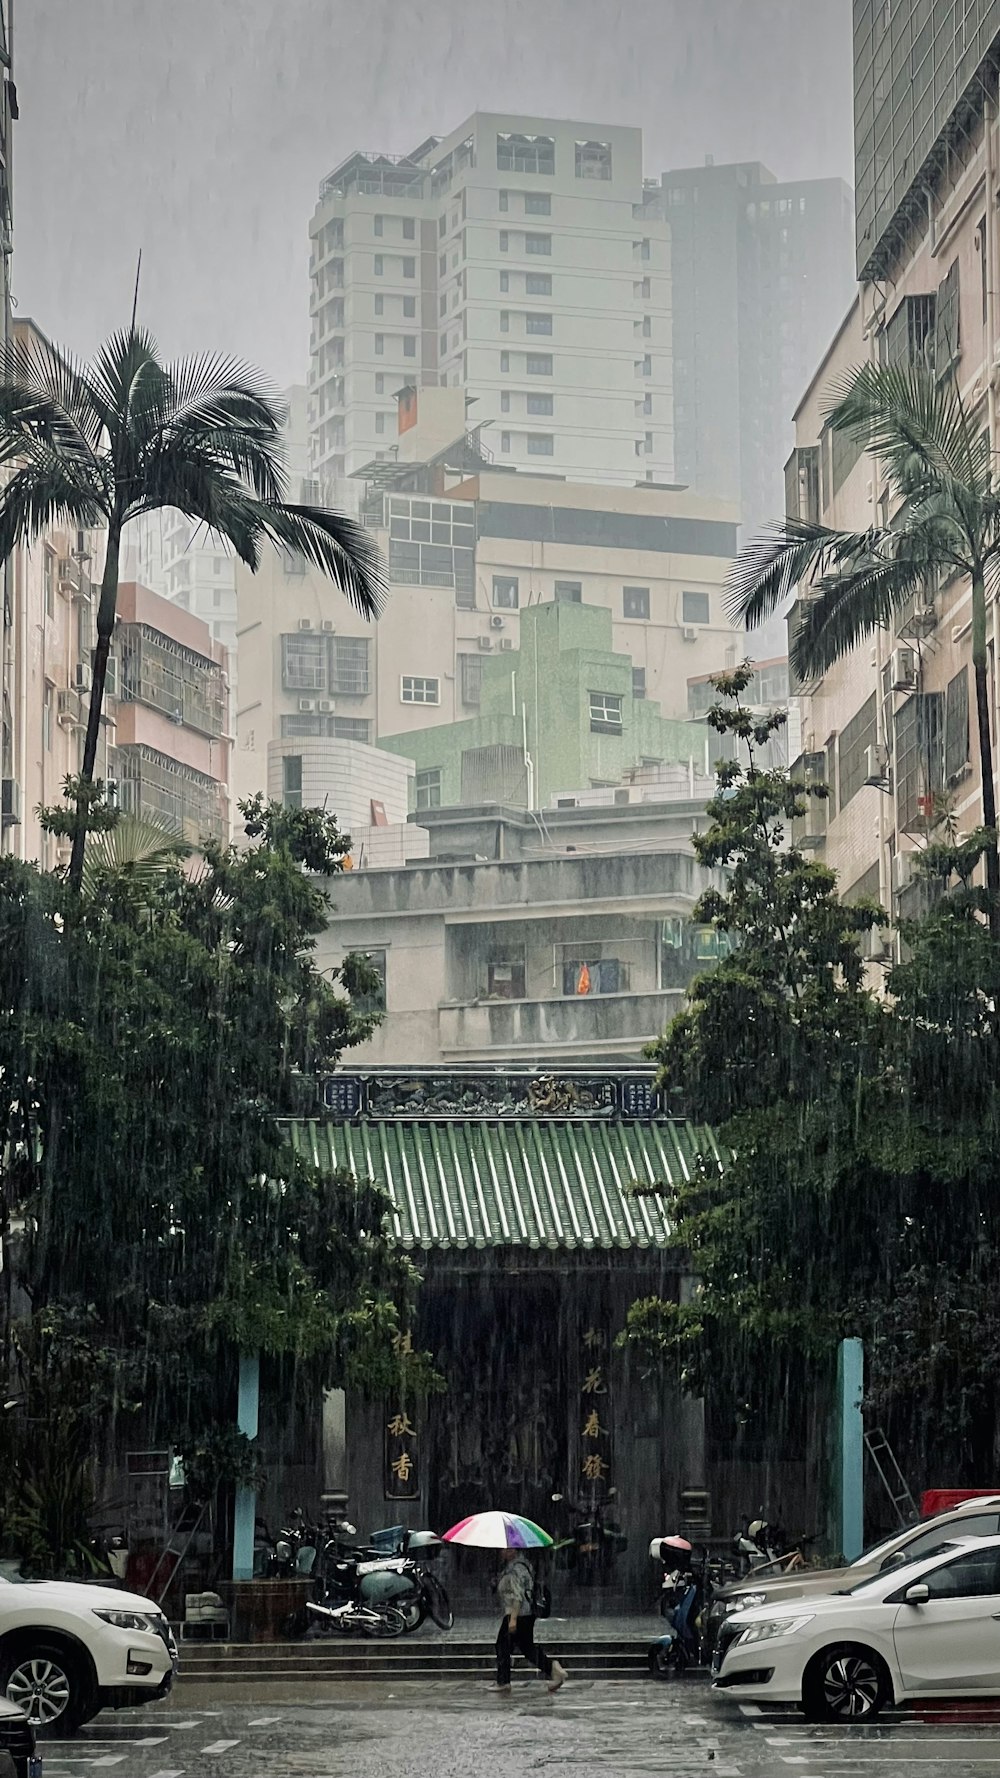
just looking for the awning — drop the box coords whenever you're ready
[284,1118,724,1252]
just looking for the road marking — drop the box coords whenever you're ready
[200,1741,240,1754]
[247,1715,281,1725]
[92,1761,128,1769]
[738,1702,762,1715]
[148,1771,186,1777]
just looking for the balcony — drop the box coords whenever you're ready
[437,989,686,1062]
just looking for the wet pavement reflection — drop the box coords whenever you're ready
[33,1682,1000,1778]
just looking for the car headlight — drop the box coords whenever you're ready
[93,1608,161,1633]
[727,1593,766,1612]
[737,1615,815,1644]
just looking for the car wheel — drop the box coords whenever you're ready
[803,1644,889,1722]
[1,1643,92,1733]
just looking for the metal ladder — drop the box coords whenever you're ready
[864,1426,919,1526]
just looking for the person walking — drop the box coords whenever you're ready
[494,1547,568,1694]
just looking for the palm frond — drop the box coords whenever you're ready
[147,418,286,507]
[81,815,188,897]
[0,457,106,561]
[0,333,106,456]
[726,518,886,631]
[86,326,162,434]
[825,361,988,505]
[252,502,387,619]
[792,555,930,681]
[127,448,264,563]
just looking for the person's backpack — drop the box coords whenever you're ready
[532,1570,551,1619]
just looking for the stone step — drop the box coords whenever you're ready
[173,1636,652,1684]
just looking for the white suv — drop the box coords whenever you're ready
[0,1576,176,1731]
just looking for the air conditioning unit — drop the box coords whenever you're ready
[490,614,505,630]
[58,557,77,593]
[892,645,916,691]
[321,619,336,633]
[864,743,888,786]
[893,851,915,894]
[317,699,334,713]
[499,637,514,650]
[57,689,82,728]
[298,618,314,632]
[1,778,21,826]
[298,698,317,712]
[682,624,698,642]
[477,636,494,651]
[73,662,92,692]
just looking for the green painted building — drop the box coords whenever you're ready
[380,601,711,810]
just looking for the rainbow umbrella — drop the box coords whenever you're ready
[443,1510,553,1549]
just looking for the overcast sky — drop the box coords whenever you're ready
[15,0,853,388]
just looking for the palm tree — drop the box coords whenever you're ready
[0,324,386,887]
[728,360,1000,936]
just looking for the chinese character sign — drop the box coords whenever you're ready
[384,1388,419,1502]
[579,1326,613,1498]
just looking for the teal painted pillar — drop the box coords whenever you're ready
[836,1338,864,1561]
[232,1352,260,1582]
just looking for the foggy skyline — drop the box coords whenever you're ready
[17,0,854,389]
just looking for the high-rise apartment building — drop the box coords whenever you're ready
[785,5,1000,927]
[308,114,672,491]
[650,161,856,543]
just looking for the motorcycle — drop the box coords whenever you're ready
[551,1491,628,1585]
[647,1538,733,1679]
[289,1515,453,1637]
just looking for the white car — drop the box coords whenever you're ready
[0,1575,176,1732]
[714,1533,1000,1721]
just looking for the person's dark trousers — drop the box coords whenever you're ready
[496,1614,554,1685]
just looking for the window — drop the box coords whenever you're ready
[401,676,440,705]
[282,753,303,810]
[934,259,961,375]
[375,413,385,434]
[459,653,483,705]
[373,295,384,317]
[526,272,552,296]
[373,215,383,236]
[375,373,385,393]
[42,682,53,751]
[440,332,449,354]
[281,632,327,692]
[879,1515,1000,1575]
[402,216,415,240]
[838,692,878,809]
[500,350,510,372]
[500,310,510,332]
[562,957,627,995]
[555,580,582,603]
[332,715,371,743]
[439,253,447,276]
[640,238,650,260]
[497,132,555,175]
[374,254,383,275]
[919,1549,1000,1601]
[527,391,553,416]
[526,313,552,335]
[895,691,944,830]
[499,270,510,292]
[640,353,652,375]
[527,433,554,455]
[353,948,386,1015]
[499,230,509,253]
[415,766,442,809]
[500,431,511,452]
[487,954,527,998]
[642,315,652,338]
[525,233,552,255]
[375,334,384,355]
[682,590,710,625]
[403,336,416,357]
[281,714,321,737]
[623,585,650,620]
[575,138,612,180]
[500,391,510,413]
[403,295,416,318]
[644,431,654,454]
[493,575,519,608]
[632,667,646,699]
[589,691,623,734]
[499,190,509,212]
[438,213,446,236]
[526,353,553,376]
[525,192,551,215]
[43,550,55,618]
[330,635,370,695]
[945,667,970,781]
[402,256,415,279]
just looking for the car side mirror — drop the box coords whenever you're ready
[905,1583,930,1605]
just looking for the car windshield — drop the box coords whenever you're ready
[849,1526,921,1568]
[843,1541,960,1595]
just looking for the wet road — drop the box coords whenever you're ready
[35,1681,1000,1777]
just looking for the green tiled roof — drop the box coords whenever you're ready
[285,1118,723,1252]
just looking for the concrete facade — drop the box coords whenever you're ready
[315,799,722,1066]
[308,113,672,489]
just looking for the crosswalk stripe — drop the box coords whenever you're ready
[200,1741,240,1754]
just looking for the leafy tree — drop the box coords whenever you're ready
[0,796,433,1496]
[0,323,386,886]
[729,361,1000,933]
